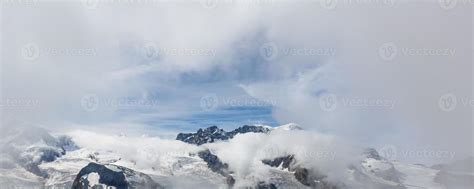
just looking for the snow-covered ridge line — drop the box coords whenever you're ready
[1,123,472,189]
[175,123,303,146]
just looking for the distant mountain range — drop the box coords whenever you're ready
[0,123,472,189]
[176,125,273,145]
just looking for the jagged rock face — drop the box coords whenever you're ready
[72,162,162,189]
[293,168,316,187]
[262,155,295,170]
[363,148,382,160]
[227,125,271,137]
[262,155,339,189]
[197,149,235,186]
[177,126,226,145]
[293,167,339,189]
[177,125,270,145]
[256,181,277,189]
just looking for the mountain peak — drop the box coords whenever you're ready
[363,148,382,160]
[273,123,303,131]
[72,162,162,189]
[176,125,271,145]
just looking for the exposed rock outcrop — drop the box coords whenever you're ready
[262,155,339,189]
[197,149,235,186]
[72,162,162,189]
[177,125,270,145]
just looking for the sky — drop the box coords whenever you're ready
[0,0,472,164]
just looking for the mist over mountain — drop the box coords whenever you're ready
[1,0,472,189]
[1,122,471,189]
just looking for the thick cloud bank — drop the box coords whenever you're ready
[1,0,472,166]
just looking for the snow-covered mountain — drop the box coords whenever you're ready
[176,125,272,145]
[0,122,78,188]
[0,123,471,189]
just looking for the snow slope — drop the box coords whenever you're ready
[1,123,470,189]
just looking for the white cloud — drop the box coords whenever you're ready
[205,130,359,186]
[1,1,471,165]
